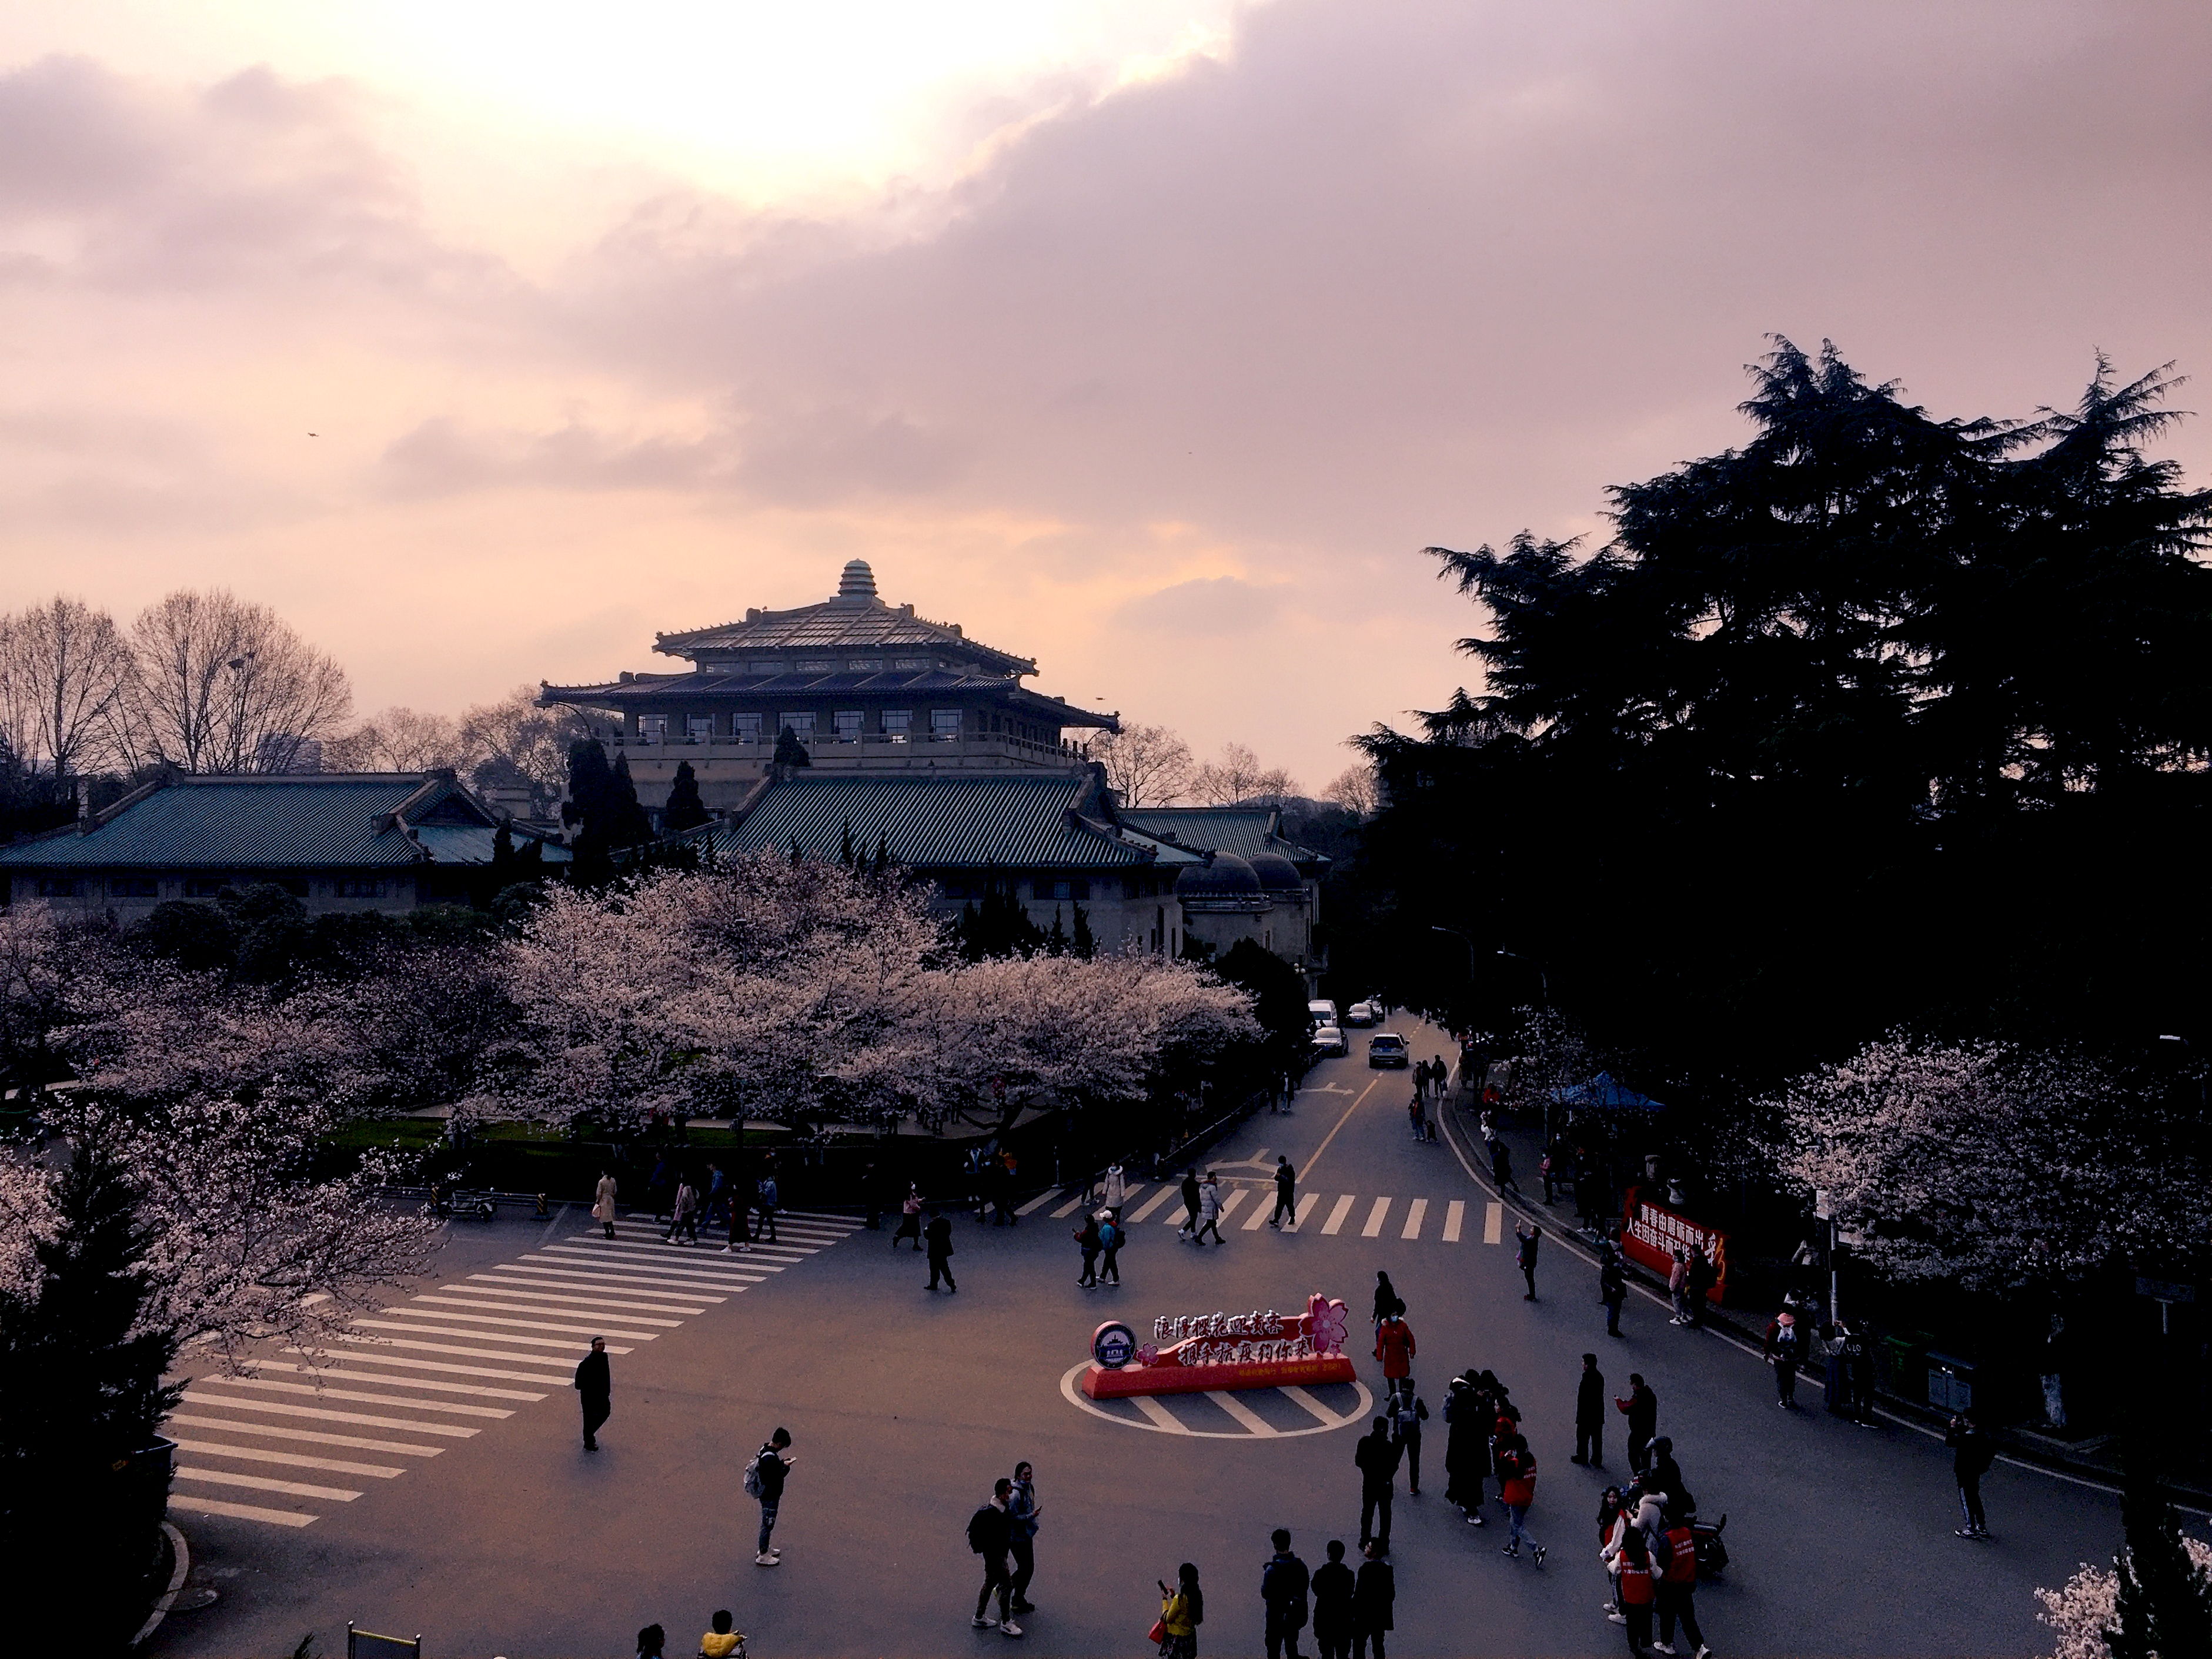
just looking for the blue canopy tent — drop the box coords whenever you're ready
[1551,1072,1666,1112]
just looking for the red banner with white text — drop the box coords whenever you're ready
[1620,1186,1729,1306]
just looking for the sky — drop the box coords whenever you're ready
[4,1,2208,792]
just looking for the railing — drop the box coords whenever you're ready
[612,732,1085,763]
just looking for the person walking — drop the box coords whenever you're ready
[1388,1380,1428,1496]
[1493,1140,1520,1195]
[1541,1138,1566,1205]
[967,1477,1021,1635]
[1074,1212,1102,1286]
[1261,1528,1310,1659]
[592,1170,619,1239]
[723,1163,756,1253]
[1763,1308,1803,1407]
[747,1427,793,1566]
[1101,1163,1128,1222]
[1614,1374,1657,1477]
[573,1335,611,1451]
[1495,1431,1546,1566]
[925,1209,957,1292]
[1946,1411,1995,1539]
[1178,1168,1202,1241]
[1442,1376,1487,1525]
[1194,1173,1227,1246]
[755,1165,780,1244]
[1008,1461,1041,1614]
[1311,1540,1355,1659]
[1654,1510,1708,1658]
[1371,1272,1398,1327]
[1270,1156,1298,1228]
[1600,1251,1628,1337]
[1351,1540,1394,1659]
[1516,1222,1542,1300]
[1667,1248,1692,1325]
[1573,1353,1606,1467]
[1098,1212,1124,1284]
[893,1182,923,1250]
[1355,1417,1401,1555]
[1682,1246,1712,1329]
[664,1175,700,1245]
[1374,1306,1415,1390]
[1156,1563,1202,1659]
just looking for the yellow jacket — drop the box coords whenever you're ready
[1161,1593,1197,1637]
[700,1631,743,1658]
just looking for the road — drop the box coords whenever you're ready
[153,1018,2137,1657]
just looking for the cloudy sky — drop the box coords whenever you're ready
[4,2,2207,790]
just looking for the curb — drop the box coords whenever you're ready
[131,1520,190,1650]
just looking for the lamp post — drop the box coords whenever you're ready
[1495,948,1549,1004]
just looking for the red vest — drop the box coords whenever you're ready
[1619,1559,1655,1606]
[1663,1526,1696,1584]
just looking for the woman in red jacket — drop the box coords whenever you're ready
[1374,1307,1415,1386]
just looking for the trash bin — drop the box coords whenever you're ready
[1927,1351,1976,1414]
[1879,1334,1925,1399]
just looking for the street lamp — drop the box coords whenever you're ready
[1495,948,1549,1004]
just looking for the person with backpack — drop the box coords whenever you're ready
[1613,1374,1658,1476]
[1008,1461,1041,1614]
[1354,1417,1402,1555]
[1763,1308,1804,1407]
[1195,1173,1227,1246]
[1495,1431,1546,1566]
[1596,1487,1629,1625]
[925,1210,957,1292]
[1097,1212,1125,1283]
[745,1427,792,1566]
[1270,1156,1298,1228]
[1387,1380,1428,1496]
[1178,1168,1202,1240]
[1603,1509,1658,1656]
[1074,1213,1102,1286]
[754,1164,780,1244]
[1261,1527,1310,1659]
[1310,1540,1355,1659]
[1351,1539,1394,1659]
[1654,1508,1709,1658]
[1600,1250,1628,1337]
[967,1477,1022,1637]
[1156,1562,1202,1659]
[1946,1411,1996,1539]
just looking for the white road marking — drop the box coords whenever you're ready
[1130,1394,1189,1434]
[464,1274,709,1312]
[168,1439,405,1479]
[1298,1078,1382,1184]
[409,1297,679,1332]
[1444,1200,1465,1243]
[175,1467,360,1501]
[1401,1199,1428,1240]
[166,1414,445,1457]
[1015,1189,1061,1216]
[500,1261,751,1293]
[234,1364,530,1407]
[1128,1185,1179,1224]
[1483,1202,1502,1245]
[544,1243,783,1275]
[292,1344,570,1387]
[1321,1195,1357,1235]
[1206,1392,1280,1436]
[1218,1188,1249,1219]
[1052,1195,1087,1219]
[1361,1198,1393,1238]
[1284,1192,1324,1233]
[1278,1386,1339,1426]
[168,1495,316,1528]
[186,1394,483,1436]
[1242,1192,1277,1230]
[339,1329,617,1364]
[351,1319,633,1355]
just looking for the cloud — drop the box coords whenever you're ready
[1114,576,1285,636]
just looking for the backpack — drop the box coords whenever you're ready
[1647,1526,1675,1577]
[742,1450,765,1499]
[1773,1321,1802,1360]
[967,1505,998,1554]
[760,1178,778,1208]
[1099,1222,1121,1249]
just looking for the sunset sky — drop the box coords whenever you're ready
[4,2,2208,790]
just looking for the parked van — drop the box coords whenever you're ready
[1307,999,1339,1029]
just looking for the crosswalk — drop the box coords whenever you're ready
[1034,1185,1502,1247]
[165,1208,862,1530]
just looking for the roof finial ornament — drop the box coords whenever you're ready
[837,560,879,601]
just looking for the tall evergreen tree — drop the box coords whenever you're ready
[774,724,813,768]
[1071,904,1095,958]
[602,753,653,848]
[2106,1449,2212,1659]
[664,760,711,833]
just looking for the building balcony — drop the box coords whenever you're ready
[609,730,1087,770]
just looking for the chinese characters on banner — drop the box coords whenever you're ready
[1620,1185,1729,1306]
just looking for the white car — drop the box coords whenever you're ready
[1344,1001,1379,1027]
[1307,999,1339,1029]
[1311,1024,1348,1058]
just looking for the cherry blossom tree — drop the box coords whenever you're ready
[2039,1537,2212,1659]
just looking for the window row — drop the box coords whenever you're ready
[633,710,966,741]
[21,875,386,901]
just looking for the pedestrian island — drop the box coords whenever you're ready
[1081,1292,1356,1399]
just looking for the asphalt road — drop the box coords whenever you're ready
[152,1019,2146,1658]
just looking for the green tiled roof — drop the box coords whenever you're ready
[699,773,1159,869]
[1117,807,1328,869]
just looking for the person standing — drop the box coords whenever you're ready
[1573,1353,1606,1467]
[1157,1563,1202,1659]
[748,1427,793,1566]
[1311,1540,1355,1659]
[1614,1374,1657,1477]
[1101,1162,1128,1222]
[1351,1540,1394,1659]
[1374,1306,1415,1390]
[893,1182,923,1250]
[1194,1173,1227,1246]
[756,1163,780,1244]
[1682,1246,1713,1329]
[1516,1222,1542,1300]
[925,1209,957,1292]
[1667,1248,1692,1325]
[723,1163,756,1253]
[1763,1308,1803,1407]
[1074,1212,1102,1286]
[1098,1213,1123,1285]
[1178,1168,1202,1241]
[1604,1511,1657,1655]
[1388,1380,1428,1496]
[1371,1273,1398,1328]
[1261,1528,1310,1659]
[967,1477,1021,1635]
[1600,1250,1628,1337]
[1007,1461,1041,1614]
[1493,1140,1520,1195]
[1495,1431,1546,1566]
[1946,1412,1995,1539]
[1270,1156,1298,1229]
[592,1170,619,1240]
[573,1335,611,1451]
[1442,1376,1486,1525]
[1655,1511,1709,1658]
[1355,1417,1401,1555]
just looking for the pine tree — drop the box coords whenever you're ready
[774,724,813,768]
[871,835,891,877]
[664,760,710,833]
[565,737,613,828]
[2106,1449,2212,1659]
[1071,903,1095,958]
[1045,907,1069,955]
[603,753,654,847]
[839,821,856,868]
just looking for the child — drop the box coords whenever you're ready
[700,1609,744,1658]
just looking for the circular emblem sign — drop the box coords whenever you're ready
[1091,1322,1138,1369]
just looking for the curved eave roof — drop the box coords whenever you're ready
[694,774,1160,869]
[539,672,1117,729]
[651,597,1035,677]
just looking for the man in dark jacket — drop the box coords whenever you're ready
[1683,1245,1713,1328]
[1572,1353,1605,1467]
[1442,1376,1486,1524]
[1355,1418,1402,1554]
[1261,1527,1310,1659]
[1271,1156,1298,1228]
[751,1426,793,1565]
[1352,1540,1395,1659]
[1178,1168,1202,1240]
[1615,1373,1658,1476]
[968,1477,1019,1633]
[1310,1540,1355,1659]
[573,1335,610,1450]
[1600,1251,1628,1337]
[1947,1412,1996,1538]
[925,1210,956,1292]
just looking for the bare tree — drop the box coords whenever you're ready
[323,706,464,772]
[459,687,587,815]
[0,598,135,778]
[1192,742,1301,806]
[1085,721,1194,807]
[122,590,352,774]
[1323,762,1380,818]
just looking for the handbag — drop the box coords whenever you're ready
[1147,1617,1169,1645]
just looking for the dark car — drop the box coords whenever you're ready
[1368,1032,1410,1069]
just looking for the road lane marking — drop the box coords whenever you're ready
[166,1414,445,1457]
[410,1297,680,1331]
[466,1273,710,1311]
[1243,1192,1277,1230]
[1052,1195,1087,1219]
[167,1440,405,1479]
[1444,1200,1465,1243]
[290,1346,570,1387]
[1484,1202,1502,1245]
[1361,1198,1393,1238]
[1401,1198,1428,1240]
[1298,1078,1382,1185]
[186,1395,483,1436]
[482,1266,732,1299]
[1128,1185,1179,1225]
[1131,1395,1190,1434]
[1278,1386,1339,1425]
[352,1319,634,1355]
[340,1329,622,1363]
[1284,1192,1324,1233]
[1206,1392,1280,1435]
[1017,1189,1061,1216]
[1217,1188,1251,1221]
[169,1495,316,1527]
[1321,1195,1356,1235]
[231,1365,529,1407]
[175,1467,360,1501]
